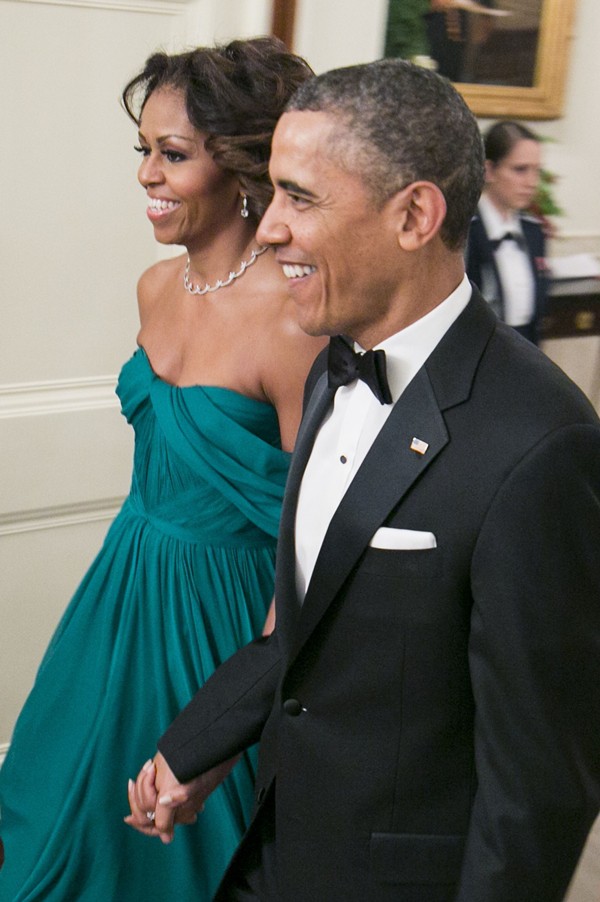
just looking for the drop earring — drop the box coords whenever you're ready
[240,193,249,219]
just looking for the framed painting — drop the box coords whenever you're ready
[272,0,578,119]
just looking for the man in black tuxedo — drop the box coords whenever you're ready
[127,60,600,901]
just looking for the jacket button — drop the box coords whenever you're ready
[283,698,303,716]
[256,787,266,804]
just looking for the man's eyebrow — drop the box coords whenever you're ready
[276,179,318,199]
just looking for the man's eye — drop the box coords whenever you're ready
[289,193,310,207]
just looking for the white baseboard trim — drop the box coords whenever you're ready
[0,743,8,768]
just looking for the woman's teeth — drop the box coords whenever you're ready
[148,198,180,211]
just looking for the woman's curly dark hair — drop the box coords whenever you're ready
[122,37,314,223]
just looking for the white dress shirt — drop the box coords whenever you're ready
[294,274,472,600]
[478,194,535,327]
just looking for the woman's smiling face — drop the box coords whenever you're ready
[136,88,239,251]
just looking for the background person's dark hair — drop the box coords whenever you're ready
[286,59,485,251]
[484,120,540,166]
[122,37,313,223]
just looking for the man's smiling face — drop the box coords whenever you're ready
[257,111,407,348]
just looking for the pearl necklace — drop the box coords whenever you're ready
[183,245,268,296]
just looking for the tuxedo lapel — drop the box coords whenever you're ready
[275,373,335,644]
[286,292,497,664]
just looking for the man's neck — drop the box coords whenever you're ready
[356,251,466,350]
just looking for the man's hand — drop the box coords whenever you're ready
[125,751,241,843]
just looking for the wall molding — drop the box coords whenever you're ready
[0,742,8,767]
[0,498,124,536]
[553,229,600,240]
[5,0,187,14]
[0,376,119,419]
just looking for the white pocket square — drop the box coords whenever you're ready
[369,527,437,550]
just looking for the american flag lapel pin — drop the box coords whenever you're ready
[410,437,429,455]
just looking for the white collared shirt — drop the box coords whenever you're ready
[478,194,535,327]
[294,275,472,600]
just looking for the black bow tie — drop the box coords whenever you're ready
[327,335,392,405]
[491,231,525,251]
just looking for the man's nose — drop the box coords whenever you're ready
[257,199,291,246]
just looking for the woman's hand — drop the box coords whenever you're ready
[125,751,241,843]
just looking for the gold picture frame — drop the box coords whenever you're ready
[455,0,577,119]
[272,0,577,121]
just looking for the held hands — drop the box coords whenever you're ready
[125,751,240,844]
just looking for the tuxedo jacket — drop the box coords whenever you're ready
[160,289,600,902]
[466,210,547,343]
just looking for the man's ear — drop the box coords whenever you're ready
[390,181,447,251]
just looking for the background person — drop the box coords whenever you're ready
[128,60,600,901]
[466,119,548,343]
[0,37,324,901]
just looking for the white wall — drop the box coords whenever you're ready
[295,0,390,71]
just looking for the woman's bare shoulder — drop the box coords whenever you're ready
[137,255,184,313]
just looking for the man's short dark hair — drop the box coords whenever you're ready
[287,59,484,251]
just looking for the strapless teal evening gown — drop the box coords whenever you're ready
[0,347,290,901]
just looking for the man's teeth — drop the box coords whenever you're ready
[148,198,180,210]
[282,264,316,279]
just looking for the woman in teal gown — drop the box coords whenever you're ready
[0,38,323,901]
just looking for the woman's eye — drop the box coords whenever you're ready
[133,146,186,163]
[164,150,186,163]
